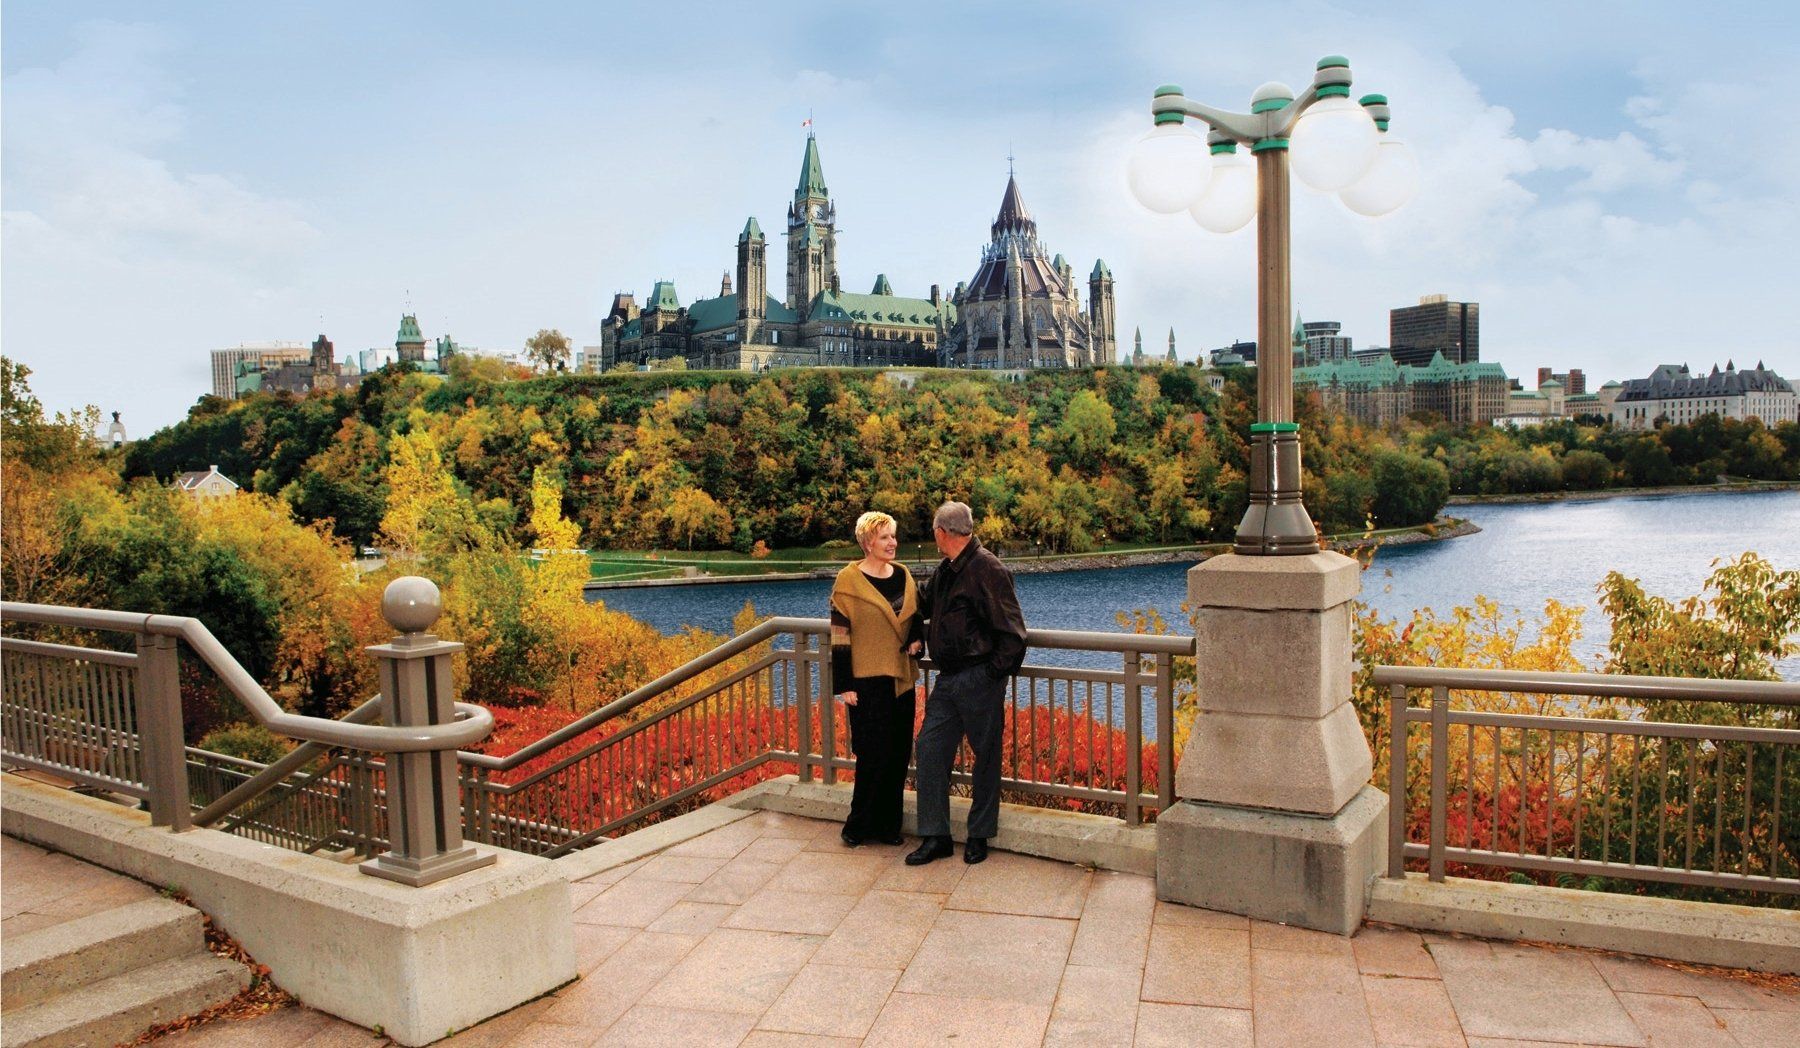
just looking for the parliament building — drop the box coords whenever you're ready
[598,135,1116,372]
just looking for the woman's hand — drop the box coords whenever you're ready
[836,691,858,706]
[905,641,923,656]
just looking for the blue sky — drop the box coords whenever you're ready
[5,1,1797,432]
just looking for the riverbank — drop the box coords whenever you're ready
[1448,479,1800,506]
[582,516,1480,591]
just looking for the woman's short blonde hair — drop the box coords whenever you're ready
[854,511,897,549]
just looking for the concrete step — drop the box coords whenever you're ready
[2,897,204,1011]
[0,954,251,1048]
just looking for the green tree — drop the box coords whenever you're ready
[1368,450,1449,527]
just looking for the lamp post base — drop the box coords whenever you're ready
[1233,429,1320,556]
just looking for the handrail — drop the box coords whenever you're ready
[2,601,493,751]
[460,616,821,771]
[458,617,1196,772]
[191,696,385,827]
[1372,665,1800,706]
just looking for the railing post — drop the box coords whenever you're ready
[1386,683,1407,878]
[1124,648,1142,826]
[795,632,814,784]
[1155,652,1175,814]
[1429,684,1449,882]
[360,577,496,887]
[134,633,192,831]
[820,628,838,786]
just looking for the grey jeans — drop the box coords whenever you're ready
[913,665,1006,839]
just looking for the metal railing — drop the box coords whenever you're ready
[1,586,495,884]
[1378,665,1800,897]
[456,617,1191,857]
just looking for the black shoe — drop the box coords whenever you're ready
[840,830,862,848]
[904,836,953,866]
[963,837,989,865]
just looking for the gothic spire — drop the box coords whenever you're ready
[796,135,828,200]
[991,173,1038,240]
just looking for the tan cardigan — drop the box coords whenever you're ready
[829,562,919,694]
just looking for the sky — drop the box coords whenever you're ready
[5,1,1798,434]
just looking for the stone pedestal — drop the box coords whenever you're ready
[1156,551,1388,934]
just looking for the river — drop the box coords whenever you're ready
[590,490,1800,679]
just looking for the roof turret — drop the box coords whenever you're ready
[396,313,424,344]
[991,174,1038,239]
[796,135,828,200]
[649,280,681,312]
[871,274,893,295]
[741,216,764,241]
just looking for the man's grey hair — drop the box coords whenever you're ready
[932,501,974,536]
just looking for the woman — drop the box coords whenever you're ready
[830,511,924,847]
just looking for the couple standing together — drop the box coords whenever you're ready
[828,500,1026,866]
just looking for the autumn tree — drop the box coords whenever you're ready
[523,329,572,372]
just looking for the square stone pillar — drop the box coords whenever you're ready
[1156,551,1387,935]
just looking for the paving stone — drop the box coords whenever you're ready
[685,857,786,906]
[151,1005,342,1047]
[736,836,812,864]
[646,901,737,938]
[1717,1007,1800,1044]
[723,886,858,936]
[1429,939,1647,1047]
[640,927,821,1015]
[592,1004,756,1047]
[1252,918,1357,957]
[756,963,900,1038]
[1354,926,1441,979]
[896,909,1076,1006]
[501,1020,600,1047]
[811,889,945,970]
[1591,954,1800,1012]
[1135,1002,1254,1048]
[1051,963,1142,1025]
[749,812,840,839]
[573,875,694,928]
[1140,923,1252,1008]
[631,852,729,883]
[774,850,889,896]
[540,931,700,1031]
[1616,992,1738,1048]
[738,1032,861,1048]
[1070,874,1154,972]
[1252,945,1379,1046]
[665,819,766,859]
[945,848,1091,919]
[862,991,1050,1048]
[571,924,637,974]
[1360,974,1467,1048]
[574,857,645,889]
[1152,899,1248,929]
[872,853,967,894]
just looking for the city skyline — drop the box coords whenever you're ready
[4,1,1797,431]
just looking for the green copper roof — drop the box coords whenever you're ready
[1052,253,1067,271]
[1293,313,1305,343]
[741,217,764,241]
[1091,259,1111,279]
[871,274,893,295]
[685,293,799,333]
[649,281,681,312]
[818,289,944,329]
[796,135,828,199]
[396,313,424,344]
[1167,329,1177,361]
[1295,350,1508,390]
[799,223,822,248]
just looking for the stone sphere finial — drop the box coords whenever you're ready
[382,576,442,634]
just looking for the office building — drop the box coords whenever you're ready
[1389,294,1478,367]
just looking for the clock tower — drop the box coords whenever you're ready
[786,133,839,319]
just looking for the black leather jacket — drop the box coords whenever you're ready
[921,537,1027,679]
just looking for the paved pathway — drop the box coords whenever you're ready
[41,813,1800,1047]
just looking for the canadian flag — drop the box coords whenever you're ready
[801,118,812,129]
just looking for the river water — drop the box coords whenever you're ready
[590,490,1800,679]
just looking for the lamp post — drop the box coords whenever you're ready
[1127,56,1417,555]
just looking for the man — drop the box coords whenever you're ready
[906,500,1028,866]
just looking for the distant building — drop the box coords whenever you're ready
[1298,318,1352,365]
[1390,294,1478,367]
[1537,366,1586,396]
[1295,351,1509,426]
[210,342,311,398]
[234,333,363,397]
[600,136,1114,372]
[175,465,240,498]
[1209,340,1257,367]
[97,411,129,448]
[1612,362,1797,429]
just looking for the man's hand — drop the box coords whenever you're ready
[836,691,858,706]
[905,641,923,656]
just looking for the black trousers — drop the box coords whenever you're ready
[914,665,1006,840]
[844,678,917,839]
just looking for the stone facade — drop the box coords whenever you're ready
[1296,351,1509,426]
[1611,361,1798,429]
[600,137,1115,372]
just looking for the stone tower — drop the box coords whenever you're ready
[786,134,839,319]
[1168,328,1178,365]
[736,217,766,345]
[311,333,337,390]
[1133,327,1145,366]
[1089,260,1116,365]
[396,314,427,363]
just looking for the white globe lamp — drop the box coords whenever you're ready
[1126,116,1213,214]
[1189,145,1256,234]
[1340,135,1418,216]
[1289,93,1380,192]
